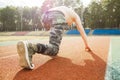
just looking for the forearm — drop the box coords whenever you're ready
[77,23,88,46]
[75,17,88,47]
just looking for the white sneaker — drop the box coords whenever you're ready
[17,41,35,69]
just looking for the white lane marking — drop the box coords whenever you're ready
[104,39,112,80]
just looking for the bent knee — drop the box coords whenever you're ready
[49,47,59,56]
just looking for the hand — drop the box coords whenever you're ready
[85,46,92,52]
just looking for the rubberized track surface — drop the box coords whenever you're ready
[0,36,110,80]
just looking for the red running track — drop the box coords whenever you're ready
[0,36,110,80]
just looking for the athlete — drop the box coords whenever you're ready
[17,6,91,69]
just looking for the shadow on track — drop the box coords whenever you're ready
[13,51,106,80]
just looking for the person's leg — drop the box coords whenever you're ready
[37,24,63,56]
[36,11,65,56]
[17,25,63,69]
[17,11,65,69]
[17,41,38,69]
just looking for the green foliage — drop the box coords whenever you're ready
[0,6,16,31]
[83,0,120,29]
[0,0,120,31]
[0,6,42,31]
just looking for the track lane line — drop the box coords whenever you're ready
[105,38,112,80]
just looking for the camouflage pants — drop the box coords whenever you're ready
[37,11,67,56]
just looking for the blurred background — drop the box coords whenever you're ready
[0,0,120,35]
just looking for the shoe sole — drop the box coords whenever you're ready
[17,41,34,69]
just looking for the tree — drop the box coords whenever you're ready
[104,0,120,28]
[0,6,16,31]
[31,7,42,31]
[83,0,120,29]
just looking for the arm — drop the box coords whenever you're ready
[74,13,91,51]
[49,6,91,51]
